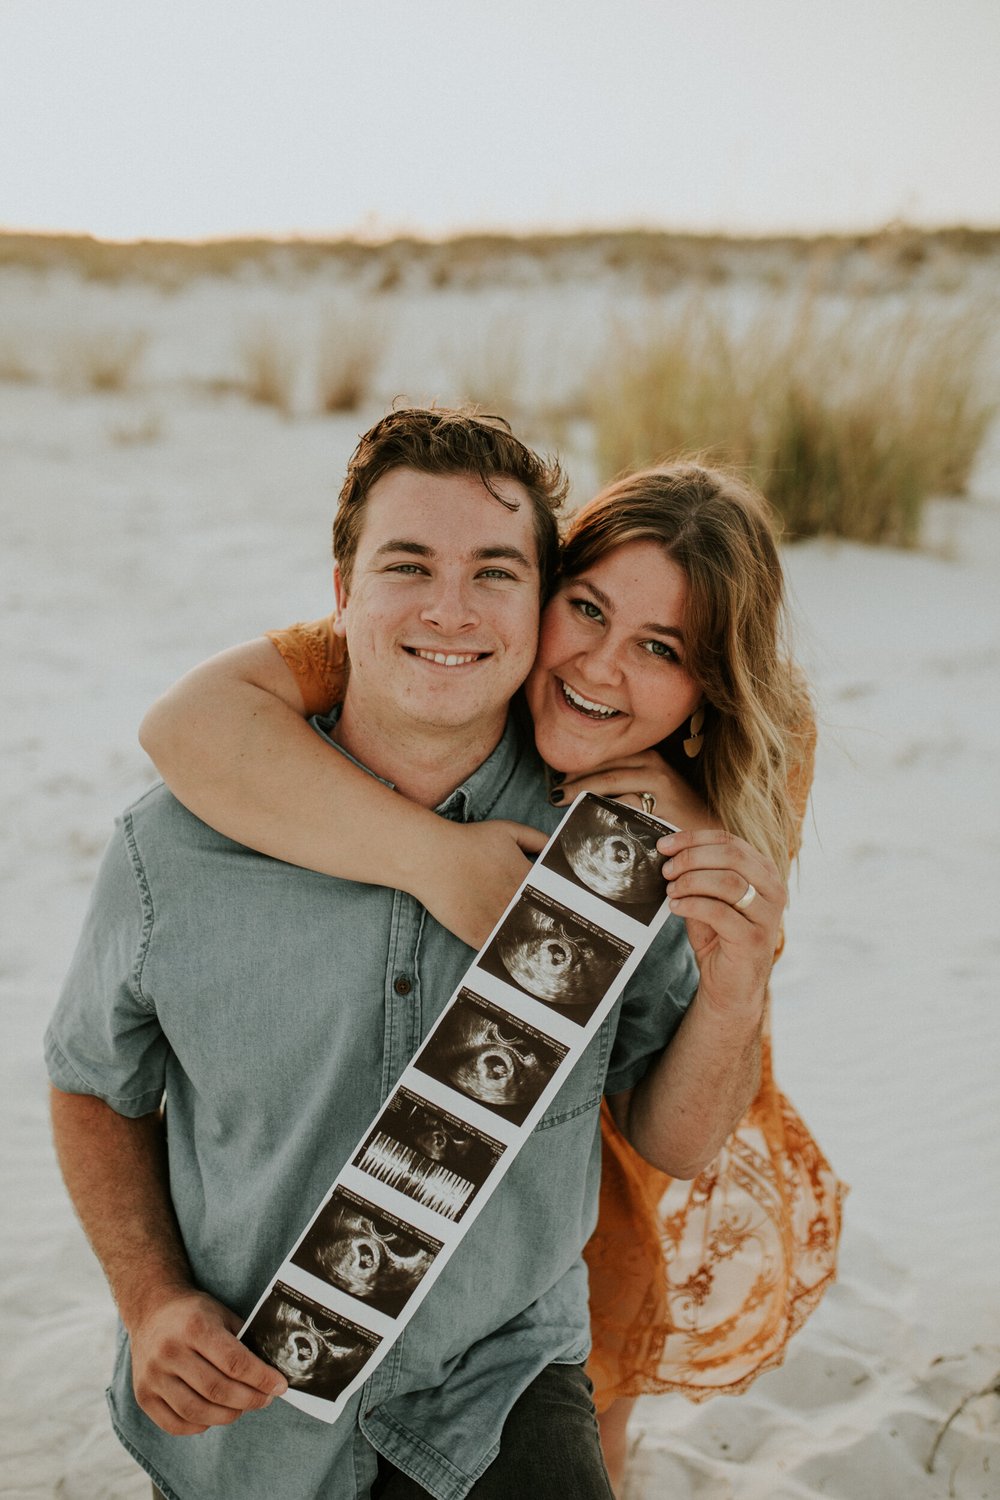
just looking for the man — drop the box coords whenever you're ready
[46,409,767,1499]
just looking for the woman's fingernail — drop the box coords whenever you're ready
[550,771,565,785]
[658,834,677,851]
[550,789,564,804]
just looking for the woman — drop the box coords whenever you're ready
[141,462,843,1492]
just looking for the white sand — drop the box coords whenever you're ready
[2,252,998,1498]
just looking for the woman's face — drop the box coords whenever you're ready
[526,539,703,774]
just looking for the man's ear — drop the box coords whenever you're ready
[332,563,348,639]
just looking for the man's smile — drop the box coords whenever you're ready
[405,648,491,667]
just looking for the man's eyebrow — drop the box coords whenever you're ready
[373,540,536,570]
[577,579,685,642]
[373,540,433,559]
[475,544,536,571]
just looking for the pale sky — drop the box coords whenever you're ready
[3,0,998,241]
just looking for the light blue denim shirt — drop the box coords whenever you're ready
[45,713,698,1500]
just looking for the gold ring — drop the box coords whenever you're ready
[639,791,657,816]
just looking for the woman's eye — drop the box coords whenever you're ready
[570,597,604,622]
[642,639,680,662]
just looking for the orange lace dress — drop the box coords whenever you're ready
[266,616,846,1410]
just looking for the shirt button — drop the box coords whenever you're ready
[393,975,412,996]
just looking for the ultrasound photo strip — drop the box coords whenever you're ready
[240,793,680,1427]
[412,989,568,1126]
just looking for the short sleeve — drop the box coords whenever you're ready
[44,816,169,1117]
[603,917,699,1096]
[266,616,347,718]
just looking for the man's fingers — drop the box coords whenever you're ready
[131,1291,288,1436]
[196,1318,287,1397]
[163,1371,246,1428]
[151,1370,248,1431]
[184,1348,280,1412]
[141,1393,209,1438]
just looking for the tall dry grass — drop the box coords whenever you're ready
[315,305,384,413]
[589,295,997,546]
[56,328,148,393]
[235,323,299,415]
[0,337,33,383]
[450,320,526,419]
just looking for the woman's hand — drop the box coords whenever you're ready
[550,748,720,832]
[412,819,548,951]
[658,828,785,1023]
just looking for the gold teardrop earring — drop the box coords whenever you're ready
[683,706,705,758]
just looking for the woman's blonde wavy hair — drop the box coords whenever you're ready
[560,463,812,878]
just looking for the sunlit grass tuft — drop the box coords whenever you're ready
[315,305,384,413]
[0,332,34,383]
[589,294,998,546]
[57,328,148,393]
[235,323,299,415]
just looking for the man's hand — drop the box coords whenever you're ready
[129,1289,287,1436]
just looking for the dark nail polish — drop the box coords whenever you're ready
[550,771,565,785]
[550,789,564,804]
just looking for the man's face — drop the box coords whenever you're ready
[334,468,541,741]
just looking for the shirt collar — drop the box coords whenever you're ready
[310,708,525,825]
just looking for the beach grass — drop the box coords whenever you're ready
[235,322,299,415]
[315,304,384,413]
[588,293,997,545]
[56,328,148,393]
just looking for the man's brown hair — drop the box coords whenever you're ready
[332,407,567,596]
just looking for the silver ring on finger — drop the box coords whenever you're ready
[639,791,657,816]
[734,880,757,912]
